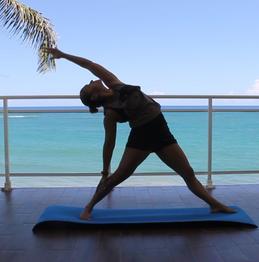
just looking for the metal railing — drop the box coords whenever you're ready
[1,94,259,191]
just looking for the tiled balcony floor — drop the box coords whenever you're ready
[1,184,259,262]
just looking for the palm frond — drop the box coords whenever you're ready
[0,0,57,73]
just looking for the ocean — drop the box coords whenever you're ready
[0,106,259,175]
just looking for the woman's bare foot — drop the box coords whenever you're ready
[80,209,92,220]
[210,204,236,214]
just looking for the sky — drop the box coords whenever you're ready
[1,0,259,106]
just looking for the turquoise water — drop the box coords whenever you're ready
[0,110,259,174]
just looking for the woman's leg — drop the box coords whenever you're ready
[156,143,235,213]
[80,147,150,219]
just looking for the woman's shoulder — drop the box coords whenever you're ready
[111,82,141,90]
[109,81,126,90]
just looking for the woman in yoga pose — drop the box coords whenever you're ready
[45,47,235,219]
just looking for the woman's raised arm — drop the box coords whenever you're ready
[44,47,123,88]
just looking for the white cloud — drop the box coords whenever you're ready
[247,79,259,95]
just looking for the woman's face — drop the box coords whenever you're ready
[84,80,109,106]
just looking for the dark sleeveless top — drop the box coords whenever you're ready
[103,84,161,128]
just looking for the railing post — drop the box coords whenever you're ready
[1,98,12,192]
[206,97,215,189]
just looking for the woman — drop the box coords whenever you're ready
[45,47,235,220]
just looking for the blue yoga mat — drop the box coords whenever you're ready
[33,205,257,231]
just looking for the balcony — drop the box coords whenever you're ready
[1,95,259,261]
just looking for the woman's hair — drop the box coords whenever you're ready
[80,86,99,113]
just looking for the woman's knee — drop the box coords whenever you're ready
[107,170,131,187]
[113,165,134,180]
[178,166,195,181]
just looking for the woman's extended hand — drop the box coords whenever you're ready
[43,47,64,59]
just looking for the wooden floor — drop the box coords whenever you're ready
[1,184,259,262]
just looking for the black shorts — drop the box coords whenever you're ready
[126,113,177,152]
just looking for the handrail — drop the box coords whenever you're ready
[1,94,259,191]
[2,108,259,113]
[1,95,259,99]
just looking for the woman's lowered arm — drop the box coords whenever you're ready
[102,112,117,176]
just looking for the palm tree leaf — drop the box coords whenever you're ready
[0,0,57,73]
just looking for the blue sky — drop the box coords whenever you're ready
[1,0,259,106]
